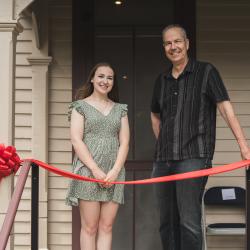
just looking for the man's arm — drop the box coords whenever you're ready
[217,100,250,159]
[151,112,161,139]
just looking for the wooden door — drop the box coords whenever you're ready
[94,26,167,249]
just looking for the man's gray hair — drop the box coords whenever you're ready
[162,24,188,39]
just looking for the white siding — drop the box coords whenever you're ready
[197,0,250,249]
[48,0,72,249]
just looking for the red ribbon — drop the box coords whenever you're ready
[27,158,250,185]
[1,143,249,184]
[0,144,21,180]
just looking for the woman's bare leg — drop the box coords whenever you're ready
[97,201,119,250]
[79,200,101,250]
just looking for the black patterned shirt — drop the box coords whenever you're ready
[151,59,230,161]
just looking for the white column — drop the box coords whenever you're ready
[27,56,52,250]
[0,21,23,250]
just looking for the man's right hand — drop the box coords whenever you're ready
[241,147,250,160]
[151,112,161,139]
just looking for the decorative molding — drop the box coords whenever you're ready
[27,56,52,66]
[0,22,23,34]
[15,0,35,19]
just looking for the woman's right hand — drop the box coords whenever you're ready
[91,167,106,180]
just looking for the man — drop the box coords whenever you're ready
[150,24,250,250]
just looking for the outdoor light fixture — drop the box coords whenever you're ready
[114,0,122,5]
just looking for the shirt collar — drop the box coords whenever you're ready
[164,58,195,79]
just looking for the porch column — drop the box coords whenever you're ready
[0,20,23,250]
[27,56,52,250]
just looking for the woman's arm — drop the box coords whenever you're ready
[70,109,106,180]
[104,115,130,185]
[217,100,250,159]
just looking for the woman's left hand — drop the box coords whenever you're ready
[103,168,120,188]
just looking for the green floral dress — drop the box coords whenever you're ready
[65,100,127,206]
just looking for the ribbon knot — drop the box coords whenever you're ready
[0,144,21,179]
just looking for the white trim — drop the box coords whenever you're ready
[28,55,52,249]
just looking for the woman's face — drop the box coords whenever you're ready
[91,66,114,95]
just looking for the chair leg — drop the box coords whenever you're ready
[202,194,207,250]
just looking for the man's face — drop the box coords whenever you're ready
[162,28,189,64]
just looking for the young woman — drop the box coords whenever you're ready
[66,62,130,250]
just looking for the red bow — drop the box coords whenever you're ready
[0,144,21,180]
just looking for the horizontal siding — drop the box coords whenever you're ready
[16,77,32,89]
[15,102,32,114]
[48,0,72,249]
[197,0,250,249]
[15,114,32,126]
[49,103,69,114]
[16,89,32,102]
[49,128,70,139]
[50,90,71,102]
[49,188,69,198]
[49,139,72,151]
[49,115,69,127]
[50,77,72,90]
[216,128,250,139]
[217,115,250,127]
[14,138,32,150]
[14,15,33,250]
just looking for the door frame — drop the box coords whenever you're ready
[72,1,196,249]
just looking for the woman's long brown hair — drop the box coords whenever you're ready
[75,62,119,102]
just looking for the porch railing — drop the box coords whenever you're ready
[0,161,39,250]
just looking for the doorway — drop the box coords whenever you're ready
[72,1,196,249]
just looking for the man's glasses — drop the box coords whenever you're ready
[163,39,185,48]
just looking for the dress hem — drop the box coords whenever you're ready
[66,196,124,206]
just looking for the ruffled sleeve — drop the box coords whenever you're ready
[68,101,85,121]
[120,104,128,117]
